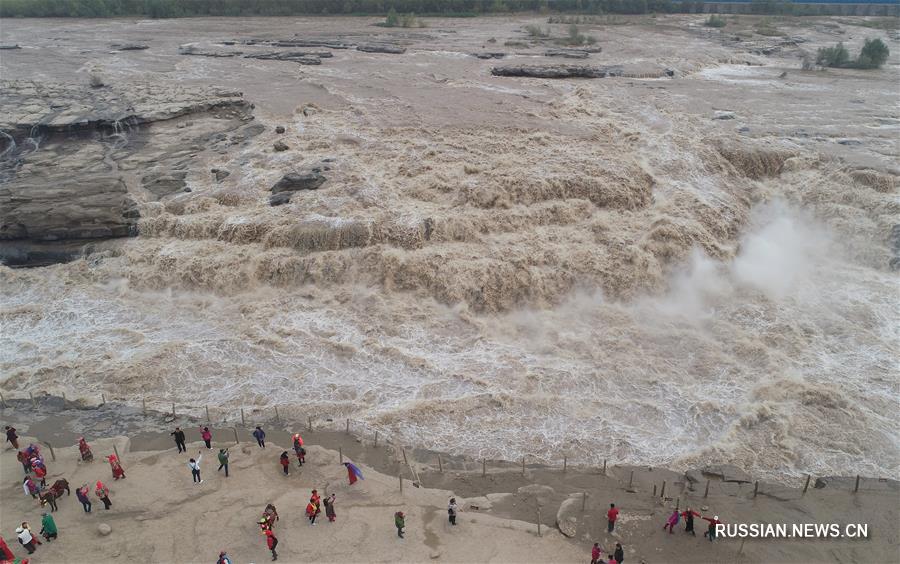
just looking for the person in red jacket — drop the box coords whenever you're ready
[0,535,15,561]
[279,452,290,476]
[33,465,47,488]
[607,503,619,533]
[264,529,278,561]
[590,542,603,564]
[702,515,722,542]
[200,427,213,450]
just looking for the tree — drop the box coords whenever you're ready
[856,38,889,69]
[816,42,850,68]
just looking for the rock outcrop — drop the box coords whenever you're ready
[357,44,406,54]
[270,171,327,194]
[544,49,590,59]
[491,65,624,78]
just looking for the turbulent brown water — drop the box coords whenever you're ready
[1,15,897,482]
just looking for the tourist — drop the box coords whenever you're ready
[189,452,203,483]
[607,555,616,564]
[607,503,619,533]
[280,452,290,475]
[96,480,112,510]
[343,461,363,485]
[17,450,31,473]
[448,498,458,526]
[217,550,232,564]
[0,536,14,561]
[324,493,336,522]
[107,454,126,480]
[663,509,679,534]
[681,507,700,536]
[171,427,187,453]
[15,525,40,554]
[200,426,213,449]
[253,426,266,448]
[264,528,278,561]
[702,515,722,542]
[39,512,58,541]
[395,511,405,538]
[614,542,624,564]
[306,498,319,526]
[217,448,230,477]
[33,463,47,487]
[76,484,92,513]
[591,542,603,564]
[292,434,305,466]
[5,426,18,449]
[78,437,93,462]
[23,476,38,499]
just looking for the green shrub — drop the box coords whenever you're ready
[856,38,889,69]
[384,7,399,27]
[705,15,727,28]
[524,24,549,38]
[816,42,850,67]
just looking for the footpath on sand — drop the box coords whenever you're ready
[1,398,898,563]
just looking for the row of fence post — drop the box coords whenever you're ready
[4,391,874,496]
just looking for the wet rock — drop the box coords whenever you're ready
[275,125,285,134]
[472,52,506,59]
[250,51,323,65]
[142,171,188,197]
[269,192,293,206]
[97,523,112,536]
[211,168,230,182]
[111,43,148,51]
[837,139,862,146]
[268,39,354,50]
[270,171,326,193]
[0,44,21,50]
[357,43,406,54]
[491,64,623,78]
[703,464,751,484]
[273,141,289,152]
[544,49,590,59]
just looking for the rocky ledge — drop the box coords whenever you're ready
[491,64,624,78]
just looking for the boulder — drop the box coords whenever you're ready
[270,172,326,193]
[491,65,623,79]
[472,52,506,59]
[544,49,590,59]
[273,141,289,152]
[703,464,752,484]
[555,494,583,538]
[98,523,112,536]
[275,125,286,134]
[357,44,406,54]
[269,192,293,206]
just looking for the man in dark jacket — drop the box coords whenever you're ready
[171,427,186,453]
[5,426,19,449]
[614,542,624,564]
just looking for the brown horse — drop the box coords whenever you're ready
[39,479,70,512]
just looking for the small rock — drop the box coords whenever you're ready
[183,187,192,193]
[275,125,286,134]
[273,141,289,152]
[814,478,828,489]
[269,192,293,206]
[98,523,112,536]
[429,551,441,559]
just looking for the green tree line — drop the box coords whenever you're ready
[0,0,813,19]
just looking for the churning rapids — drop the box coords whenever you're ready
[1,16,897,483]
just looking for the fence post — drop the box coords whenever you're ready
[652,484,657,497]
[345,419,350,434]
[704,480,710,498]
[232,427,239,445]
[172,402,176,418]
[438,454,443,473]
[802,475,811,495]
[581,492,587,512]
[563,455,567,473]
[142,398,146,415]
[374,431,378,448]
[676,497,680,510]
[399,475,403,494]
[602,459,607,476]
[482,459,487,477]
[206,405,210,423]
[101,393,106,405]
[854,475,860,493]
[753,481,759,498]
[0,392,5,408]
[274,406,279,422]
[307,416,312,431]
[30,392,35,408]
[62,391,66,405]
[113,444,121,463]
[402,448,409,467]
[45,442,56,462]
[522,455,526,476]
[660,480,666,499]
[628,470,634,489]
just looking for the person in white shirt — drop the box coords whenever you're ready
[189,451,203,484]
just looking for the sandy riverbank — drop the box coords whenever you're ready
[1,399,897,563]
